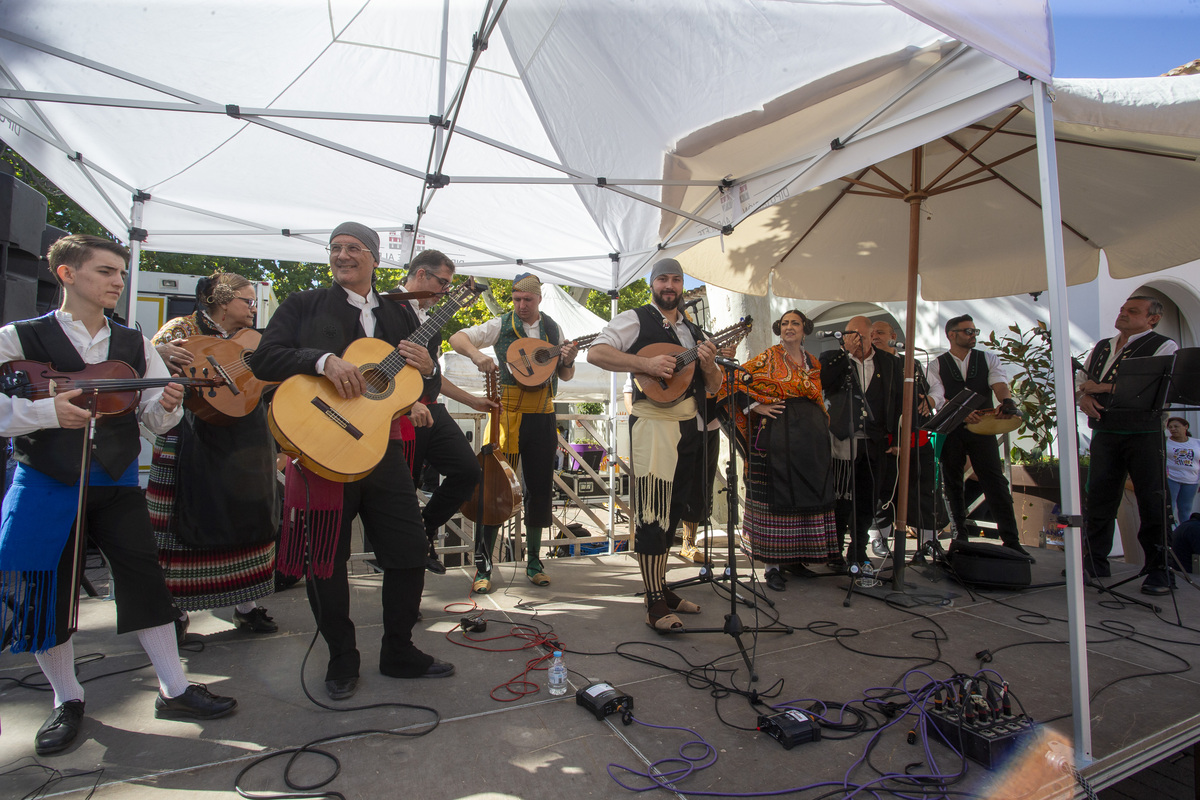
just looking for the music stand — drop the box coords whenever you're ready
[1090,355,1177,609]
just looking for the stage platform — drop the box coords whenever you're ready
[2,541,1198,799]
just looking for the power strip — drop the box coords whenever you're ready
[924,706,1037,769]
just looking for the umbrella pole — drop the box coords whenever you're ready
[892,148,923,589]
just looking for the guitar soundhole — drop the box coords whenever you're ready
[359,365,393,398]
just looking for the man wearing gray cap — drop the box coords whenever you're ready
[589,258,718,632]
[251,222,456,701]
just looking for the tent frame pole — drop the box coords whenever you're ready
[1034,79,1092,765]
[126,192,146,326]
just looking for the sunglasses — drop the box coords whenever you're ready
[951,328,981,336]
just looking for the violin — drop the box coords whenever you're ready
[0,359,224,417]
[461,371,523,525]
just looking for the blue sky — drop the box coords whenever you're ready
[1051,0,1199,78]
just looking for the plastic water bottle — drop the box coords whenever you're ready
[547,651,568,696]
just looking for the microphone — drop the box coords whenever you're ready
[816,330,844,339]
[1071,357,1088,373]
[682,297,703,311]
[891,341,927,352]
[714,355,753,376]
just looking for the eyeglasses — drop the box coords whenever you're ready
[327,244,367,257]
[233,296,258,309]
[951,327,981,336]
[427,272,452,289]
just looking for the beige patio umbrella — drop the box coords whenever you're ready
[680,76,1200,584]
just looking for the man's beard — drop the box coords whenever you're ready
[654,290,680,311]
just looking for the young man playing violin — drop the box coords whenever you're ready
[0,234,236,757]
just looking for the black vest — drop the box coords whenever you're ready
[627,305,706,405]
[937,350,994,411]
[12,313,147,485]
[1085,330,1171,432]
[394,298,444,403]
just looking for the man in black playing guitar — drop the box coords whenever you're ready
[0,235,236,756]
[448,272,577,593]
[588,258,719,633]
[251,222,455,701]
[389,249,494,574]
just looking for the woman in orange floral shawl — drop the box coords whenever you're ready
[721,310,837,591]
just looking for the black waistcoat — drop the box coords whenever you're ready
[1085,331,1171,432]
[936,350,994,411]
[12,313,147,485]
[627,305,706,406]
[394,299,444,403]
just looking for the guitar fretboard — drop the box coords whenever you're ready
[376,284,479,378]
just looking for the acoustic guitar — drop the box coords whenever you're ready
[0,359,224,417]
[179,329,278,425]
[461,371,523,526]
[632,317,754,407]
[505,332,598,389]
[268,280,483,482]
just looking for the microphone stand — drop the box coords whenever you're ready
[674,358,791,683]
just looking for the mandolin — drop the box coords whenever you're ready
[632,317,754,407]
[0,359,224,417]
[268,280,483,482]
[180,329,278,425]
[966,409,1024,435]
[461,371,523,526]
[505,333,598,389]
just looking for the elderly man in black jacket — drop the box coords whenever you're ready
[820,315,903,573]
[250,222,455,702]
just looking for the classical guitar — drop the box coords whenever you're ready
[179,329,278,425]
[505,333,598,389]
[633,317,754,407]
[461,371,522,527]
[0,359,224,417]
[268,280,483,482]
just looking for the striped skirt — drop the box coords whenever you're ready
[147,430,275,612]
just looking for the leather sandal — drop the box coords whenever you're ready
[472,574,492,594]
[526,567,550,587]
[664,589,700,614]
[646,607,684,634]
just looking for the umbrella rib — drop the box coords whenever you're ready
[963,124,1198,162]
[941,137,1091,243]
[924,107,1022,191]
[931,142,1037,192]
[779,167,871,263]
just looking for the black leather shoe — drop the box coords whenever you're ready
[870,540,892,558]
[1003,542,1036,563]
[35,700,84,755]
[1141,571,1174,596]
[827,556,848,575]
[381,658,456,679]
[325,676,359,700]
[783,562,817,579]
[234,607,278,634]
[764,568,786,592]
[155,684,237,720]
[425,554,447,575]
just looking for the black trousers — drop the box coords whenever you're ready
[41,485,177,646]
[505,411,558,529]
[834,439,882,563]
[682,427,721,525]
[938,429,1020,546]
[411,403,481,540]
[307,442,429,681]
[1084,430,1168,574]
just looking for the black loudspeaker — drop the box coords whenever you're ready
[0,173,49,255]
[946,540,1032,589]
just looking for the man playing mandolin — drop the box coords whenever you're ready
[448,273,576,593]
[250,222,455,702]
[588,258,718,632]
[926,314,1033,561]
[0,234,237,757]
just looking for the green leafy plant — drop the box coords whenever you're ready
[984,321,1057,463]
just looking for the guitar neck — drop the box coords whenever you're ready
[378,288,476,378]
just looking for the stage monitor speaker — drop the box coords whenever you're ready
[946,540,1032,589]
[0,173,49,256]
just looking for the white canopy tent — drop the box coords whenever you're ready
[2,0,1107,762]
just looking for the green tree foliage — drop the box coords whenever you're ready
[984,321,1059,463]
[584,278,649,321]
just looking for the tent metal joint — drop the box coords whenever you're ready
[281,229,291,237]
[596,177,607,186]
[1056,514,1084,529]
[428,114,446,127]
[129,227,148,242]
[133,190,151,203]
[830,137,846,151]
[721,224,734,236]
[425,172,449,189]
[225,103,241,118]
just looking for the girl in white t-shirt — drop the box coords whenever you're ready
[1166,417,1200,524]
